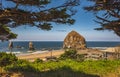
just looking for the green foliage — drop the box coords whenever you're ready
[4,59,120,76]
[2,51,120,76]
[0,25,17,41]
[8,33,17,40]
[5,63,37,72]
[34,58,43,63]
[16,59,30,64]
[5,59,38,72]
[0,52,18,67]
[59,49,78,59]
[0,0,80,41]
[59,49,85,61]
[76,54,85,61]
[84,0,120,36]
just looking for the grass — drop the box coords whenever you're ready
[3,59,120,77]
[1,52,120,77]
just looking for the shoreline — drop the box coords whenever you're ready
[2,46,120,61]
[17,49,65,61]
[4,47,107,52]
[1,41,119,52]
[17,48,105,61]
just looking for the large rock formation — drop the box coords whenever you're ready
[63,30,87,49]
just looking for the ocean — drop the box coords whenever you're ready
[0,41,120,53]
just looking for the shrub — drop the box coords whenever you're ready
[0,52,18,67]
[34,58,43,63]
[5,59,38,72]
[59,49,78,60]
[5,63,37,72]
[76,54,85,61]
[59,49,85,61]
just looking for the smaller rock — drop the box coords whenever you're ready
[29,41,35,51]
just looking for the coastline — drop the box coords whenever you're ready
[1,42,120,62]
[16,48,105,61]
[1,41,120,52]
[17,49,65,61]
[16,46,120,61]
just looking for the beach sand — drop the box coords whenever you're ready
[17,48,104,61]
[17,49,65,61]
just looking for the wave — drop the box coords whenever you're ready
[6,51,21,54]
[88,47,110,50]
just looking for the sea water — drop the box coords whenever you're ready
[0,41,120,53]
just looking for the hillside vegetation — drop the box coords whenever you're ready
[0,52,120,77]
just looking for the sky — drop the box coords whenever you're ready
[7,0,120,41]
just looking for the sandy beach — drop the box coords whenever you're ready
[17,48,105,61]
[17,49,65,61]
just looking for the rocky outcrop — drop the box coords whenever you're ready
[9,41,13,49]
[63,30,87,49]
[29,41,35,51]
[105,46,120,52]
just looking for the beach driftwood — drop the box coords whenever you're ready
[63,30,86,49]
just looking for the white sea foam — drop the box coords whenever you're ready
[6,51,21,54]
[31,51,48,54]
[89,47,109,50]
[16,50,49,56]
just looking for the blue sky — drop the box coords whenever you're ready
[10,0,120,41]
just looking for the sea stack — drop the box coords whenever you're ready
[63,30,86,49]
[29,41,35,51]
[9,41,13,52]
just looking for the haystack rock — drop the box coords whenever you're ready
[63,30,87,49]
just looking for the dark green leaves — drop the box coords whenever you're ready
[0,52,18,67]
[0,0,80,40]
[0,24,17,41]
[84,0,120,36]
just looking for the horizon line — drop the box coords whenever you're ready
[8,40,120,42]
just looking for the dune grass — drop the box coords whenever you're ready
[1,52,120,77]
[3,59,120,77]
